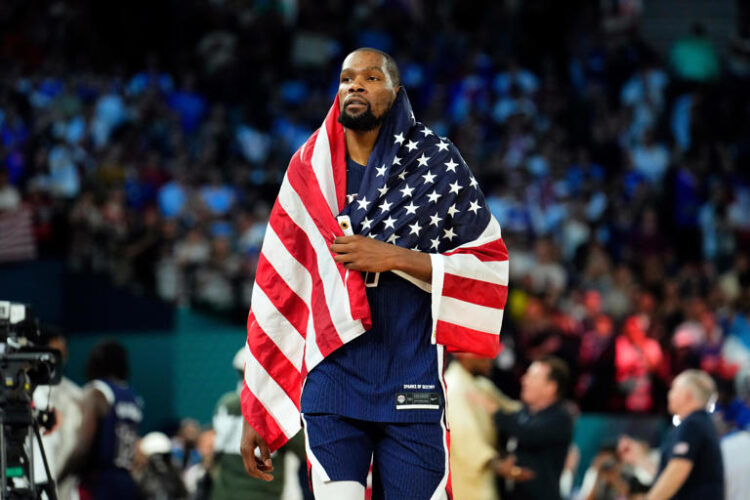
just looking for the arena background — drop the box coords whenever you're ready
[0,0,749,497]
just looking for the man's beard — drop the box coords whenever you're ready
[338,103,386,131]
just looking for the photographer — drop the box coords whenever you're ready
[31,326,83,500]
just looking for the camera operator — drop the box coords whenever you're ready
[31,326,83,500]
[58,340,143,500]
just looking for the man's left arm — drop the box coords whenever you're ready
[645,458,693,500]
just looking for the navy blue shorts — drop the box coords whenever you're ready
[302,413,450,499]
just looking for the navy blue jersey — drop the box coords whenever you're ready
[657,410,724,500]
[91,379,142,470]
[300,157,444,423]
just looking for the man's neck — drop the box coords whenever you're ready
[527,397,557,414]
[677,403,704,420]
[345,126,381,165]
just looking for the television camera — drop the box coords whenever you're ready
[0,301,62,500]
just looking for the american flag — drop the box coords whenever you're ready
[0,207,37,263]
[242,89,509,451]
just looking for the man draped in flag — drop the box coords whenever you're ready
[239,48,510,499]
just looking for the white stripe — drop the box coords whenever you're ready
[261,224,312,304]
[429,413,450,500]
[396,404,440,410]
[430,253,446,345]
[450,215,502,250]
[304,313,324,372]
[310,126,339,215]
[278,176,365,349]
[439,296,503,334]
[91,380,115,406]
[257,221,324,369]
[442,254,509,286]
[244,345,300,439]
[250,285,305,372]
[430,343,450,499]
[301,414,330,482]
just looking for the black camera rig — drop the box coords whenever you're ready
[0,301,62,500]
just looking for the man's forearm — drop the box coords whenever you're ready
[388,247,432,282]
[646,459,692,500]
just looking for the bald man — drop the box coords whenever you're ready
[646,370,724,500]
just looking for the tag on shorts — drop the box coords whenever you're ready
[395,392,442,410]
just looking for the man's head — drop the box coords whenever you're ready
[454,353,493,377]
[521,356,569,411]
[667,369,716,418]
[337,48,401,132]
[85,339,129,382]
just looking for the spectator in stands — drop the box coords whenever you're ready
[0,169,20,211]
[615,315,663,412]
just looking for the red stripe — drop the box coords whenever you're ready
[246,313,302,404]
[323,95,347,213]
[268,204,344,357]
[240,381,288,453]
[444,237,508,262]
[255,254,308,337]
[442,273,508,309]
[434,320,502,357]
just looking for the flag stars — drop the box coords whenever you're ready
[422,171,436,184]
[416,153,430,167]
[361,217,373,230]
[449,180,463,195]
[398,170,409,181]
[405,140,419,152]
[469,176,478,189]
[387,233,399,244]
[436,140,449,152]
[427,190,442,203]
[409,221,422,236]
[383,216,397,230]
[468,200,481,214]
[445,158,459,173]
[356,196,371,211]
[443,227,457,241]
[400,184,414,198]
[404,201,419,215]
[379,199,393,213]
[429,213,442,227]
[420,127,434,137]
[447,204,460,217]
[377,185,388,197]
[394,132,405,145]
[430,237,440,250]
[346,194,357,204]
[375,165,387,177]
[392,156,402,166]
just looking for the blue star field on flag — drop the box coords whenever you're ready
[339,89,490,253]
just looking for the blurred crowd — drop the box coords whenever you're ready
[4,1,750,498]
[1,0,750,425]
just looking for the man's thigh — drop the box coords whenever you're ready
[371,420,450,500]
[302,413,373,499]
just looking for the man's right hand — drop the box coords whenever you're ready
[240,419,274,481]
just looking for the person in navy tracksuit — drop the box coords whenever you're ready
[59,340,143,499]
